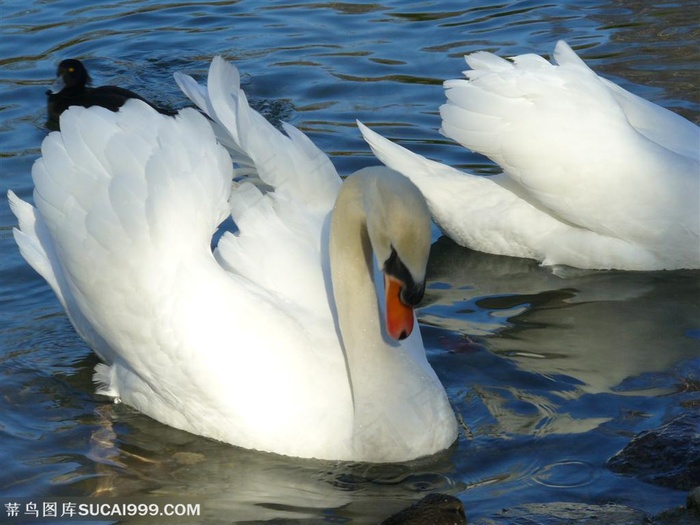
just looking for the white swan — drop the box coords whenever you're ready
[8,57,457,462]
[360,41,699,271]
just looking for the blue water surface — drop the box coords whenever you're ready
[1,1,698,523]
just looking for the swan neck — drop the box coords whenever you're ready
[329,175,381,355]
[328,171,457,461]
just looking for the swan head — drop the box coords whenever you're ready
[361,167,432,341]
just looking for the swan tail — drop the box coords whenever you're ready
[175,57,341,212]
[8,188,129,365]
[357,120,536,251]
[93,363,119,398]
[8,190,63,302]
[357,120,469,191]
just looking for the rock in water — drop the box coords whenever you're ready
[607,412,700,490]
[381,493,467,525]
[472,502,647,525]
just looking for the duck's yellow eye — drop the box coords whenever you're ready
[68,67,75,72]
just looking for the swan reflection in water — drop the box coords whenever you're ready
[422,236,699,435]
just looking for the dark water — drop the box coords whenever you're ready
[1,1,698,523]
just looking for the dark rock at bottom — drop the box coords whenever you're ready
[380,487,700,525]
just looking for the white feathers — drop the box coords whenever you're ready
[8,56,457,462]
[10,40,695,462]
[9,190,63,300]
[10,87,351,459]
[175,57,341,211]
[176,57,341,314]
[364,41,700,270]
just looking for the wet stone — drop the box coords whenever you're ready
[651,487,700,525]
[471,502,647,525]
[380,493,467,525]
[607,412,700,490]
[688,487,700,511]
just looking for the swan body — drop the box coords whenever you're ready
[9,57,457,462]
[361,41,699,270]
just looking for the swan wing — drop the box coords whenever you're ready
[440,40,699,252]
[551,41,699,159]
[175,57,341,210]
[176,58,342,312]
[18,104,234,368]
[10,100,353,457]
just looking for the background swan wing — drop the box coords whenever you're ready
[550,42,700,160]
[440,40,699,241]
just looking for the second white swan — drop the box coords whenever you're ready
[361,41,699,271]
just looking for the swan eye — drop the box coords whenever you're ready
[384,247,424,307]
[400,278,425,307]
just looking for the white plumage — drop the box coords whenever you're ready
[360,41,699,270]
[9,57,457,462]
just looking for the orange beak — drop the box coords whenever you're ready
[384,274,415,340]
